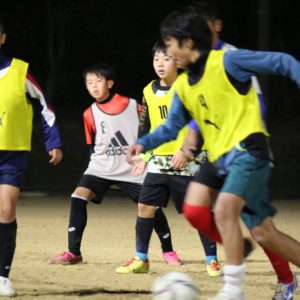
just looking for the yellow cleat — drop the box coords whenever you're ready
[206,260,222,277]
[115,257,149,274]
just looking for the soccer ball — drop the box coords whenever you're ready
[152,272,199,300]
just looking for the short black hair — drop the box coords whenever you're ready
[83,62,116,82]
[193,0,222,21]
[160,6,212,52]
[152,40,167,56]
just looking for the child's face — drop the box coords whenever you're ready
[153,50,177,82]
[85,73,113,102]
[164,38,193,69]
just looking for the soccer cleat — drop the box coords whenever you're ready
[163,251,183,265]
[208,288,245,300]
[206,259,222,277]
[115,257,149,274]
[48,250,83,265]
[0,276,16,297]
[272,273,298,300]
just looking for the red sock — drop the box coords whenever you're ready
[183,203,222,243]
[263,248,294,283]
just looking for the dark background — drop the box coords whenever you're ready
[2,0,300,197]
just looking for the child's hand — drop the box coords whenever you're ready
[131,155,147,176]
[127,144,144,164]
[48,148,63,165]
[171,150,188,170]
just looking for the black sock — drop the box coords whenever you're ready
[198,230,217,257]
[0,220,17,278]
[153,207,173,253]
[68,197,88,256]
[136,216,154,255]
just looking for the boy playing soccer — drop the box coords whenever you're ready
[127,6,300,300]
[0,17,63,296]
[183,2,297,299]
[48,62,179,266]
[116,41,221,276]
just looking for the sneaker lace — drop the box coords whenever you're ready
[209,260,221,271]
[123,258,135,267]
[273,283,287,299]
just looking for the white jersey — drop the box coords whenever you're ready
[84,98,144,184]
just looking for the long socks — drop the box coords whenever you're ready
[68,196,88,256]
[198,231,218,263]
[184,203,222,243]
[153,207,173,253]
[263,248,294,283]
[136,216,154,261]
[0,220,17,278]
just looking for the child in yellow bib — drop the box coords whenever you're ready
[127,6,300,300]
[117,41,222,277]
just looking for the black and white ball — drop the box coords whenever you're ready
[152,272,199,300]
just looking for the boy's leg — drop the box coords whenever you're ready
[48,191,90,264]
[171,175,221,275]
[251,217,300,267]
[115,203,153,273]
[136,204,155,261]
[153,207,173,252]
[208,192,246,300]
[197,231,222,276]
[67,194,88,256]
[49,175,108,265]
[248,218,299,300]
[0,184,18,297]
[215,193,245,265]
[183,182,222,243]
[118,176,180,265]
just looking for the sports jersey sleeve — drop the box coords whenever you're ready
[188,120,199,131]
[25,70,62,151]
[224,49,300,87]
[83,107,95,145]
[137,92,191,152]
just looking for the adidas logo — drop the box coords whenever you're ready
[106,131,129,156]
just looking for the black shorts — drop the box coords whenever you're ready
[77,174,141,204]
[191,160,225,190]
[138,172,191,213]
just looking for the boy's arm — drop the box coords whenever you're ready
[136,92,191,152]
[224,49,300,87]
[83,107,96,157]
[25,70,63,165]
[138,96,151,138]
[25,71,63,152]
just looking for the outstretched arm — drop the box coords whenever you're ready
[224,49,300,87]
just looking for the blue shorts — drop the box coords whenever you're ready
[0,169,24,189]
[215,149,277,228]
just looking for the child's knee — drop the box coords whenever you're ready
[138,203,155,218]
[183,202,212,231]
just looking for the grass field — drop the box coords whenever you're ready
[11,193,300,299]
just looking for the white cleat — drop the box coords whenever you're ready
[0,276,16,297]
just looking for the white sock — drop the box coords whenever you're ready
[222,263,246,295]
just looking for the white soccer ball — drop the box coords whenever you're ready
[152,272,199,300]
